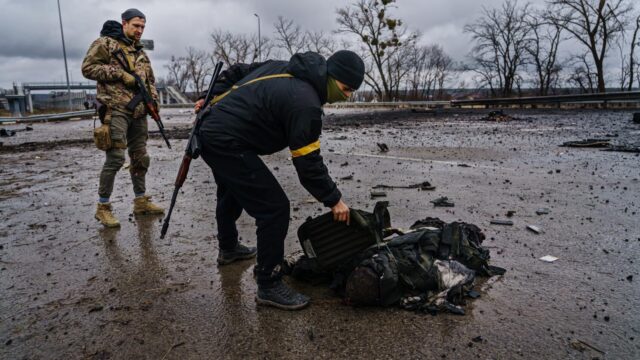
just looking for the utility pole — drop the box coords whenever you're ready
[57,0,72,110]
[254,13,261,61]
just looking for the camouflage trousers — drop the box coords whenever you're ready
[98,110,149,198]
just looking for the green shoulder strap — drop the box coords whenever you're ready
[209,73,294,105]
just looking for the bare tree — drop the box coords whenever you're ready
[185,47,211,95]
[210,30,273,65]
[403,44,454,100]
[405,45,434,99]
[274,16,305,56]
[164,55,190,93]
[336,0,411,101]
[433,46,454,99]
[525,11,565,95]
[304,30,336,58]
[250,34,276,62]
[626,14,640,90]
[566,52,598,92]
[464,0,532,97]
[549,0,633,92]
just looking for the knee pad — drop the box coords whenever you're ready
[130,151,150,176]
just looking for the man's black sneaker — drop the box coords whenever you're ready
[256,281,310,310]
[216,243,257,265]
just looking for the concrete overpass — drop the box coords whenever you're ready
[2,82,190,117]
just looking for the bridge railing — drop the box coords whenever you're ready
[450,91,640,107]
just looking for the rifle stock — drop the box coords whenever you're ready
[160,61,224,239]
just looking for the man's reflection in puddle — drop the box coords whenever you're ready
[98,215,166,300]
[218,260,254,308]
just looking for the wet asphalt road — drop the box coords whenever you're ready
[1,108,639,359]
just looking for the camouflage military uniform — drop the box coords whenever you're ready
[81,34,158,199]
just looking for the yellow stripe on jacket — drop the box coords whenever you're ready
[290,140,321,158]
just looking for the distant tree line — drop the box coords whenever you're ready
[160,0,640,101]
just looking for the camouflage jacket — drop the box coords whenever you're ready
[81,35,158,119]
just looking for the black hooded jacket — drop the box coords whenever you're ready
[199,52,341,208]
[99,20,140,49]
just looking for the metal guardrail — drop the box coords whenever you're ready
[451,91,640,106]
[327,101,449,109]
[23,82,96,91]
[0,109,95,124]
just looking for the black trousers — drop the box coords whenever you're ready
[201,146,290,285]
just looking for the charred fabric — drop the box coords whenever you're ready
[283,201,506,315]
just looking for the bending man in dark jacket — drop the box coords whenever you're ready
[195,50,364,310]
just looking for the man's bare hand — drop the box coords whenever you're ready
[331,199,350,225]
[194,99,205,113]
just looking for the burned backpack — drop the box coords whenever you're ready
[343,217,505,307]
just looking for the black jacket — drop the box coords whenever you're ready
[199,52,341,208]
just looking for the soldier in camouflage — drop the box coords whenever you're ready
[82,8,164,228]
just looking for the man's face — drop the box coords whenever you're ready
[335,80,355,98]
[122,17,145,41]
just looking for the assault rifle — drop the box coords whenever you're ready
[112,48,171,149]
[160,61,224,239]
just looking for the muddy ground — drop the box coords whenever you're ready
[1,108,639,359]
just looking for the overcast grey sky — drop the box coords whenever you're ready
[0,0,606,89]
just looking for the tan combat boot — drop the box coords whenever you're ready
[133,195,165,215]
[95,202,120,228]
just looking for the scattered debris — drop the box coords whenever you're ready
[560,139,610,148]
[457,163,471,167]
[490,219,513,226]
[0,126,33,137]
[535,208,550,215]
[330,135,348,140]
[482,110,516,121]
[526,225,542,234]
[506,210,516,217]
[0,129,15,137]
[339,175,353,181]
[373,181,435,191]
[370,190,387,198]
[376,143,389,152]
[430,196,454,207]
[539,255,558,263]
[602,145,640,153]
[569,339,605,354]
[88,305,104,313]
[467,290,481,299]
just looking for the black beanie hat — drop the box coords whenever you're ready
[327,50,365,90]
[121,8,146,21]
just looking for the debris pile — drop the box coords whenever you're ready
[481,110,516,121]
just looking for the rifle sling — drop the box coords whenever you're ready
[209,73,294,105]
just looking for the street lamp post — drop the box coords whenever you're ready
[254,13,261,61]
[57,0,72,110]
